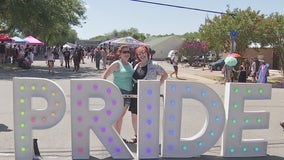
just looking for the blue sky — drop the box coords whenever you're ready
[73,0,284,40]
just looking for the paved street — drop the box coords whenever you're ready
[0,58,284,160]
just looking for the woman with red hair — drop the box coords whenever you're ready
[129,45,168,143]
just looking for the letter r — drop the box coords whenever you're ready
[71,79,133,159]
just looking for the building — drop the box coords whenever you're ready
[145,36,184,60]
[75,40,101,48]
[243,48,275,69]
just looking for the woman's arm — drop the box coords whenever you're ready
[102,61,119,79]
[159,71,168,85]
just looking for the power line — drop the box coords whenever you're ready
[130,0,227,15]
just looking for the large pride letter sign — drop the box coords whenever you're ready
[12,78,272,159]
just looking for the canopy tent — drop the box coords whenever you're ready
[12,36,29,44]
[24,36,44,45]
[111,36,149,47]
[0,34,14,42]
[98,37,119,46]
[63,42,76,48]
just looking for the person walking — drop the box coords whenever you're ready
[46,47,55,74]
[101,47,107,69]
[129,45,168,143]
[72,47,82,72]
[250,57,259,83]
[170,51,179,78]
[102,45,134,143]
[90,47,95,63]
[58,46,64,67]
[94,47,102,70]
[63,47,71,69]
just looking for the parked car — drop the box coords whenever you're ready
[191,56,205,67]
[181,55,188,63]
[208,58,225,71]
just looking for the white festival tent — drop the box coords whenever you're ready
[63,42,76,48]
[12,36,29,44]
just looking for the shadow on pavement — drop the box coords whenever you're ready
[88,155,284,160]
[0,124,13,132]
[87,142,284,160]
[171,155,284,160]
[0,63,103,80]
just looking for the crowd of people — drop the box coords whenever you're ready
[38,45,113,73]
[1,43,46,68]
[223,57,270,84]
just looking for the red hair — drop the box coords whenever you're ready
[134,45,150,61]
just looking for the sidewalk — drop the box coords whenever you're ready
[159,61,283,87]
[155,61,220,84]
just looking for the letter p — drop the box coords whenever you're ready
[13,78,66,160]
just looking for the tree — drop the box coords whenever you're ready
[179,40,208,65]
[90,28,146,42]
[0,0,86,45]
[257,13,284,74]
[182,32,200,41]
[199,7,265,55]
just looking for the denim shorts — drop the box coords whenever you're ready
[120,88,132,106]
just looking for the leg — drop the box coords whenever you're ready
[114,106,128,134]
[51,62,54,73]
[175,66,178,78]
[67,60,70,68]
[130,113,138,143]
[77,63,80,71]
[48,61,51,73]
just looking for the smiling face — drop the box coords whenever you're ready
[118,45,130,61]
[135,46,150,63]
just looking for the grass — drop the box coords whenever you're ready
[198,74,224,82]
[268,77,283,88]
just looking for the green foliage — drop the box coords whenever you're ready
[0,0,86,45]
[179,40,208,64]
[90,28,146,42]
[258,13,284,73]
[199,7,265,54]
[182,32,200,41]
